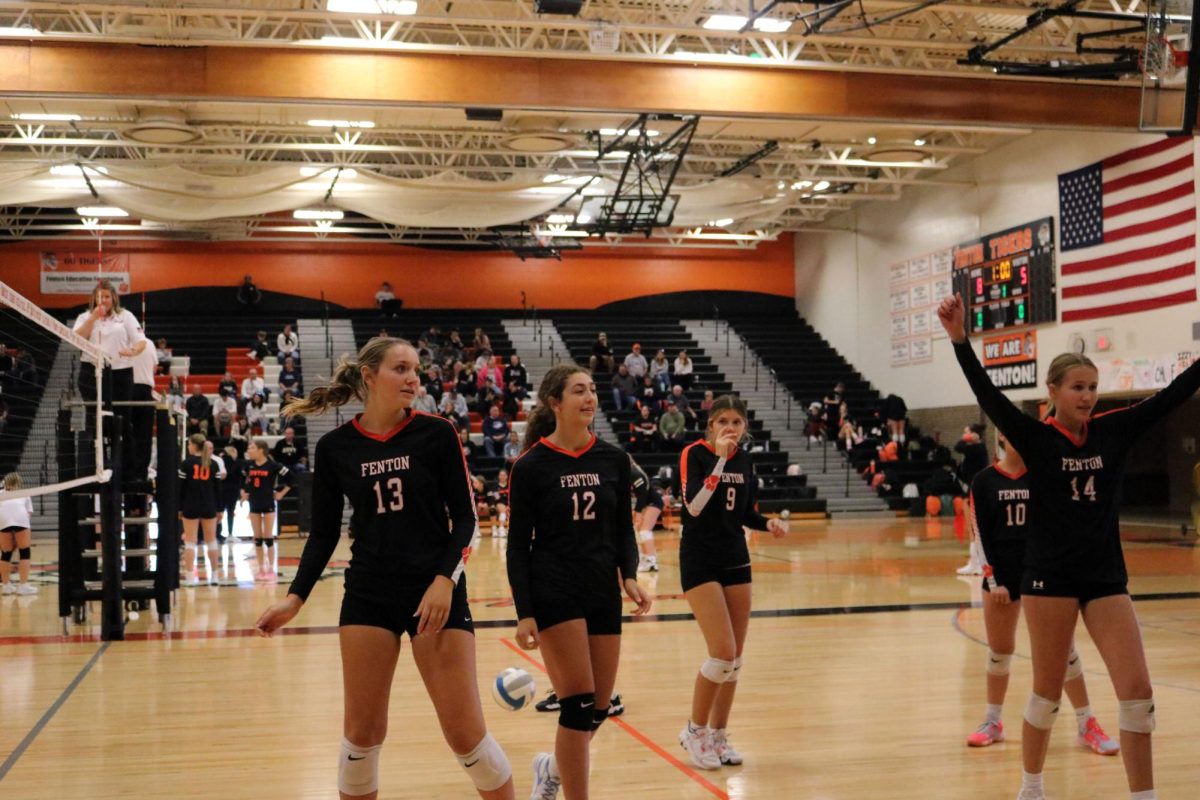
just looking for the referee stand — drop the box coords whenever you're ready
[56,404,181,639]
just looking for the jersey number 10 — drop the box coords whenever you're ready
[373,477,405,513]
[1004,502,1026,526]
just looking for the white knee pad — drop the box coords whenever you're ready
[727,655,743,683]
[1023,694,1060,731]
[700,657,736,684]
[638,529,654,543]
[339,737,381,796]
[456,732,512,792]
[986,650,1012,676]
[1064,646,1083,682]
[1119,698,1156,734]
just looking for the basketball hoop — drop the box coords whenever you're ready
[1140,35,1190,82]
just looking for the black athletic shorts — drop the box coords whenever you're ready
[340,576,474,638]
[982,550,1024,601]
[1020,572,1128,605]
[532,591,622,636]
[181,502,217,521]
[679,547,752,593]
[248,501,276,515]
[1,525,26,534]
[634,490,664,513]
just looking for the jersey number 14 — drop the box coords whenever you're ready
[1070,475,1097,503]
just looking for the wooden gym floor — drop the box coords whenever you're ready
[1,512,1198,798]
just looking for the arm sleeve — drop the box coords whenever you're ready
[121,311,142,345]
[684,447,726,517]
[72,312,87,333]
[951,341,1041,458]
[288,439,343,601]
[630,463,650,506]
[505,456,536,620]
[615,454,639,582]
[741,465,771,531]
[1102,356,1200,440]
[436,422,479,581]
[967,486,998,589]
[24,497,33,515]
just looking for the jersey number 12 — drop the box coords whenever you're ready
[373,477,404,513]
[571,490,596,521]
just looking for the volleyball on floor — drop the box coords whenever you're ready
[491,667,536,711]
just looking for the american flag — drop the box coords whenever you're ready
[1057,137,1197,322]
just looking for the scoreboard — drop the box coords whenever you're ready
[951,218,1056,335]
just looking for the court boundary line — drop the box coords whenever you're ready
[498,637,730,800]
[0,642,109,782]
[5,591,1199,647]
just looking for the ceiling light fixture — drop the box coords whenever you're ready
[12,112,80,122]
[813,180,831,191]
[0,26,41,37]
[293,208,345,220]
[327,0,418,13]
[306,119,376,129]
[913,138,927,146]
[703,15,792,32]
[76,206,128,218]
[867,136,877,145]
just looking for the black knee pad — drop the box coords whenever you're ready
[0,549,12,562]
[17,547,31,561]
[264,539,274,548]
[254,538,266,547]
[591,707,609,732]
[557,693,597,732]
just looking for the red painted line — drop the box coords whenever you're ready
[498,637,729,800]
[0,624,341,646]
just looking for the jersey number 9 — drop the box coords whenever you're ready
[373,477,405,513]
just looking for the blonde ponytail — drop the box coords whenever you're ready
[282,336,412,417]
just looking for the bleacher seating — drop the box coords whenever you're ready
[0,317,57,476]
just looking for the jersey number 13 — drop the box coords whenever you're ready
[373,477,404,513]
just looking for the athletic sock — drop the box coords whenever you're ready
[985,704,1003,724]
[1074,705,1092,732]
[1021,771,1044,793]
[1130,791,1156,800]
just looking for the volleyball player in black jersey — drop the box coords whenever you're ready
[629,456,663,573]
[241,439,291,582]
[178,433,221,586]
[677,395,787,770]
[965,431,1117,755]
[507,364,652,800]
[254,337,515,800]
[940,293,1200,800]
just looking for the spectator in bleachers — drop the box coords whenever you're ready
[668,384,698,429]
[154,338,173,374]
[240,367,267,404]
[276,324,300,365]
[10,348,37,388]
[456,361,478,401]
[471,327,491,355]
[590,332,614,374]
[476,378,502,416]
[0,342,10,382]
[649,348,672,393]
[955,423,989,488]
[804,401,825,443]
[698,389,715,430]
[822,382,844,442]
[501,381,523,419]
[504,354,529,392]
[481,405,510,457]
[837,403,864,452]
[673,349,694,391]
[278,355,301,397]
[471,473,490,520]
[248,330,271,362]
[185,384,212,435]
[628,405,658,453]
[271,426,307,471]
[611,364,638,411]
[276,388,302,433]
[485,469,510,537]
[412,384,438,415]
[218,371,238,398]
[637,374,664,412]
[458,427,481,472]
[420,364,444,404]
[165,375,186,416]
[624,342,647,380]
[374,281,400,316]
[442,330,465,365]
[658,404,686,451]
[439,387,470,430]
[0,400,8,434]
[244,392,268,435]
[235,274,262,312]
[502,430,521,466]
[475,350,502,389]
[882,392,908,447]
[213,387,238,439]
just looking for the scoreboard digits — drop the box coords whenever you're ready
[952,218,1056,335]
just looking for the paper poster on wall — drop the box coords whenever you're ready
[890,315,909,339]
[910,309,931,336]
[981,330,1038,388]
[910,337,932,363]
[909,282,931,309]
[1093,351,1199,392]
[39,251,131,295]
[908,255,932,281]
[889,261,910,286]
[891,340,910,367]
[931,249,952,275]
[932,276,953,304]
[890,290,910,314]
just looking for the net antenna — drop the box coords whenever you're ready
[0,280,111,500]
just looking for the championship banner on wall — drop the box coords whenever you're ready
[39,251,131,295]
[981,330,1038,389]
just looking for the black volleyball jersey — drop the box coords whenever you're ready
[243,460,290,506]
[969,465,1030,586]
[506,435,638,621]
[630,457,652,507]
[289,412,476,602]
[178,455,219,509]
[954,341,1200,583]
[679,440,770,557]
